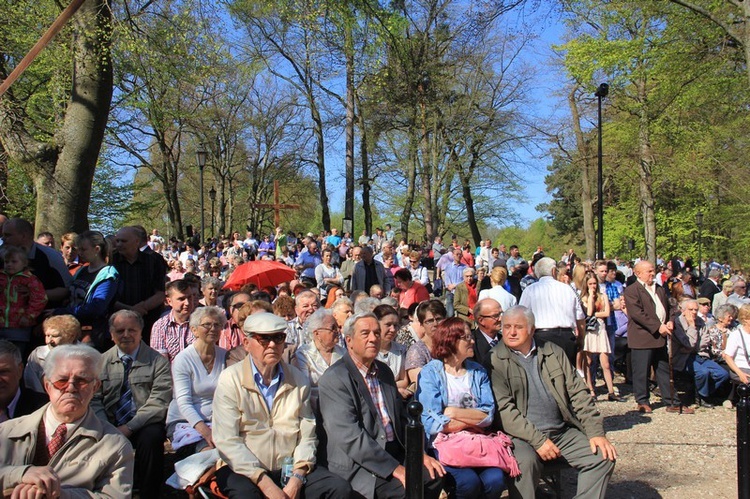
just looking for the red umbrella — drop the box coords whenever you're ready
[222,260,297,291]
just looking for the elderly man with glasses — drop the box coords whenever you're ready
[0,344,134,497]
[91,310,172,499]
[212,312,351,499]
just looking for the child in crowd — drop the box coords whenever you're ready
[0,246,48,350]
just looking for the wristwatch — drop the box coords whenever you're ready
[291,472,307,485]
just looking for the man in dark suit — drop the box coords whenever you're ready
[624,261,694,414]
[0,340,46,421]
[318,312,444,499]
[472,298,503,371]
[699,269,722,304]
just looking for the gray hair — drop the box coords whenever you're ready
[0,339,22,365]
[109,309,144,330]
[534,257,557,278]
[44,344,103,380]
[306,308,334,333]
[501,305,535,330]
[680,299,698,311]
[381,297,398,308]
[343,312,379,338]
[331,297,353,314]
[709,269,721,279]
[189,306,227,329]
[295,290,321,307]
[716,303,739,321]
[201,276,223,290]
[354,297,381,315]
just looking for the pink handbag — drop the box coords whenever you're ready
[432,430,521,477]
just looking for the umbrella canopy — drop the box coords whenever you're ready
[223,260,297,291]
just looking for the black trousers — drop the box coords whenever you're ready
[631,346,676,406]
[130,422,166,499]
[535,328,577,367]
[215,466,352,499]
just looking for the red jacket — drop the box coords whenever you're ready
[0,271,48,328]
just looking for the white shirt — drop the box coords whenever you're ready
[725,327,750,370]
[519,276,584,329]
[638,279,667,324]
[478,287,517,314]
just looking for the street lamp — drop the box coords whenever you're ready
[696,211,704,279]
[595,83,609,260]
[196,143,207,243]
[209,186,217,241]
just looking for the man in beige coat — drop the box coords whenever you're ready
[0,344,133,497]
[212,312,350,498]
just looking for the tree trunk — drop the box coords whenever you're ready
[357,99,373,236]
[419,99,434,242]
[568,88,596,260]
[310,102,331,232]
[637,77,657,263]
[459,168,482,247]
[0,0,112,239]
[400,128,418,243]
[344,23,355,230]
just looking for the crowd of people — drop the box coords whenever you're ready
[1,214,746,498]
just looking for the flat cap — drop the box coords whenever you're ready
[243,312,288,335]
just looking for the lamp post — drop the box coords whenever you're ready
[595,83,609,260]
[209,186,217,241]
[696,211,704,279]
[196,143,207,243]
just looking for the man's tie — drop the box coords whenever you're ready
[114,355,135,426]
[48,424,67,457]
[489,338,498,348]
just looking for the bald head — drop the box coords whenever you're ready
[634,261,655,286]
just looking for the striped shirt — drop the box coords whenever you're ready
[150,311,194,362]
[353,358,395,442]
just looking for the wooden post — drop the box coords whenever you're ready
[0,0,86,99]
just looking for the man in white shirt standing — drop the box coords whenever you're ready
[519,257,585,366]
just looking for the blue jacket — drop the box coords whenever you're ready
[55,265,119,345]
[416,359,495,441]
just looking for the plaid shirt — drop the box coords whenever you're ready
[605,280,624,327]
[149,311,194,362]
[354,358,395,442]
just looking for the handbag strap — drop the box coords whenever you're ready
[738,329,750,366]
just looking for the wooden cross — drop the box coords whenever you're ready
[252,180,301,228]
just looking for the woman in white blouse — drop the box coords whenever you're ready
[724,304,750,384]
[166,306,227,457]
[293,308,346,409]
[315,248,343,301]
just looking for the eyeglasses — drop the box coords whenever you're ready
[251,333,287,346]
[198,322,223,330]
[459,334,474,342]
[479,313,502,321]
[422,317,444,326]
[49,377,94,391]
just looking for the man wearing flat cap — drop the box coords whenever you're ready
[212,312,351,499]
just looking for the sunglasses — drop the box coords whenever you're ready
[251,333,287,345]
[49,377,94,391]
[232,302,249,310]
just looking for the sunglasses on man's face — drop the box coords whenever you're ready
[251,333,287,346]
[49,377,94,391]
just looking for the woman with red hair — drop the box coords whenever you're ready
[416,318,506,498]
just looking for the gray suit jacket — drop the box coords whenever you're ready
[318,355,406,499]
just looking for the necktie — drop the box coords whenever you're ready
[48,424,67,457]
[489,338,498,348]
[114,355,135,426]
